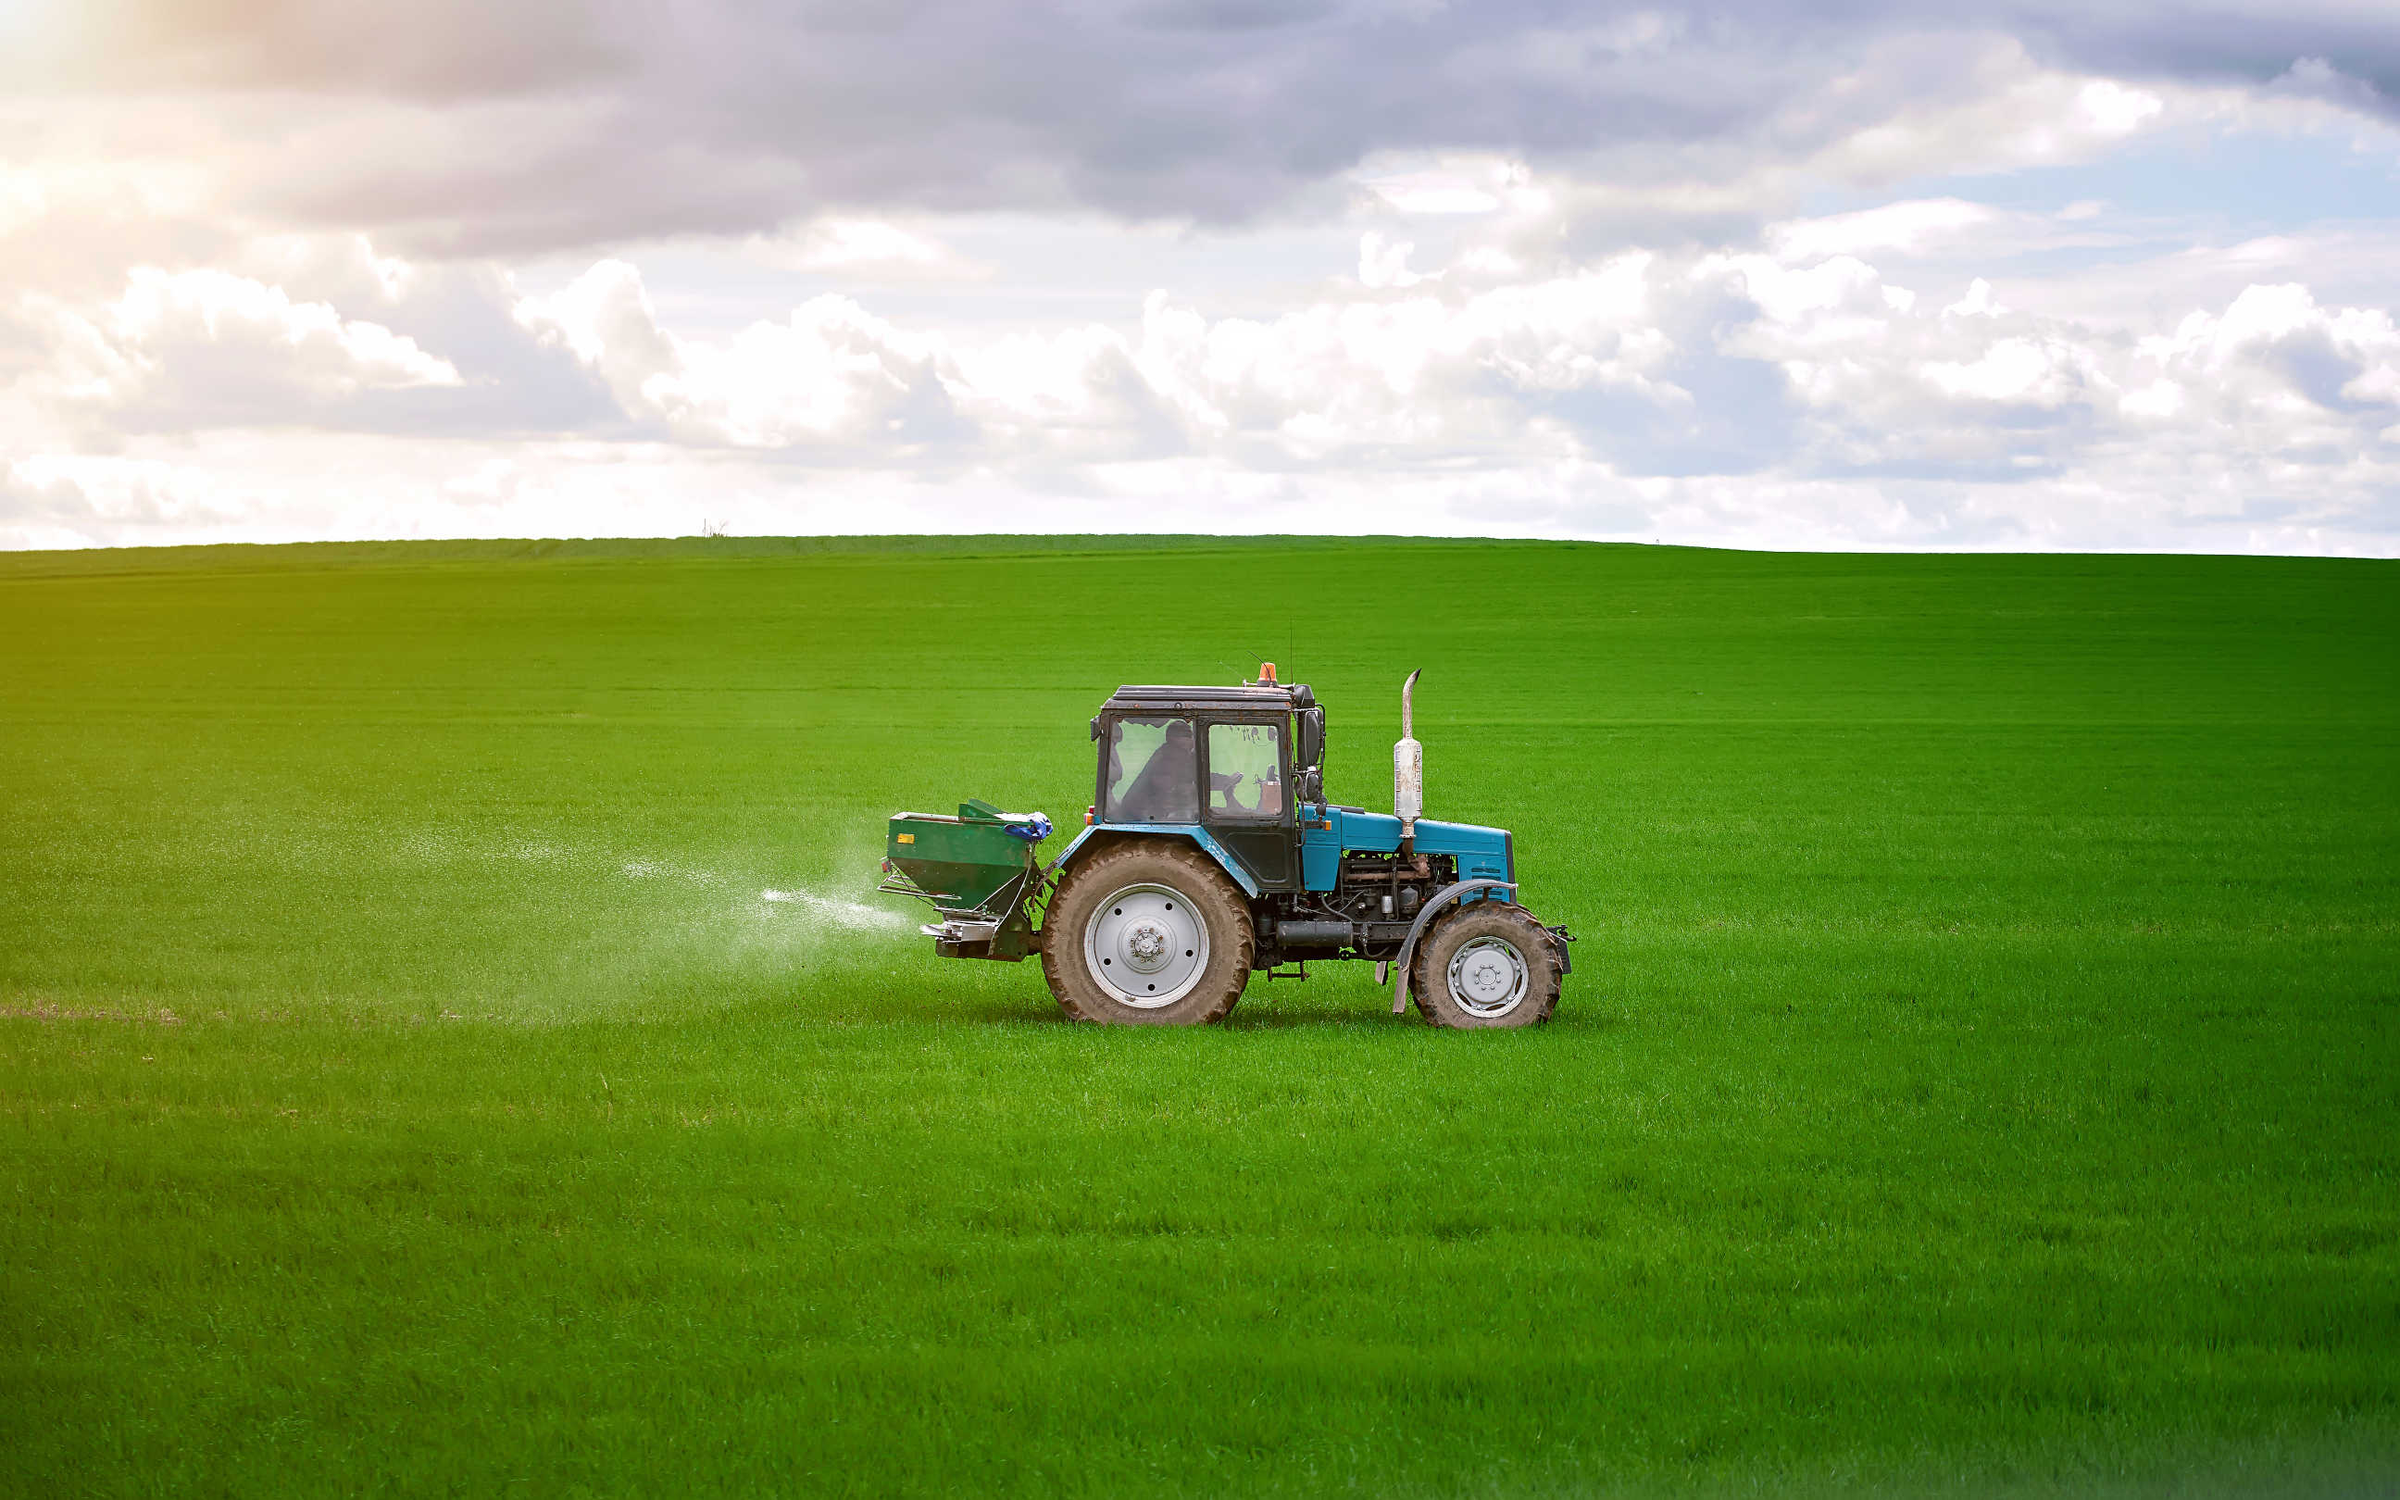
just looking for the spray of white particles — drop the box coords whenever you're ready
[759,889,910,931]
[621,858,720,885]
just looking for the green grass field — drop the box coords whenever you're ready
[3,536,2396,1496]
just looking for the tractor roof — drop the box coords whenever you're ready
[1102,683,1312,714]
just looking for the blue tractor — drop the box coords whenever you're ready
[881,667,1572,1027]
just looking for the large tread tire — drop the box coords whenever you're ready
[1411,901,1563,1030]
[1040,838,1254,1025]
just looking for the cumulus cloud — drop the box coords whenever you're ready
[14,268,458,434]
[515,260,974,453]
[8,210,2394,551]
[3,235,634,439]
[463,232,2400,522]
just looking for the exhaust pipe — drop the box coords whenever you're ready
[1394,668,1422,848]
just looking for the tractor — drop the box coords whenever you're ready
[879,667,1572,1027]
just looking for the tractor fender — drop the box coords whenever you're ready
[1045,823,1263,898]
[1390,879,1518,1015]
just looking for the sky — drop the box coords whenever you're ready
[2,2,2397,554]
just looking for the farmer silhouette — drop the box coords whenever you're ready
[1118,720,1196,822]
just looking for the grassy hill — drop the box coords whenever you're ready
[3,536,2394,1495]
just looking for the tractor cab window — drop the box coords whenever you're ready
[1207,721,1285,821]
[1105,716,1197,823]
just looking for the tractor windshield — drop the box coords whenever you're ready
[1207,721,1284,820]
[1105,716,1197,823]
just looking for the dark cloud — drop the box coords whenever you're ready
[15,3,2397,256]
[2005,3,2400,100]
[13,1,2389,255]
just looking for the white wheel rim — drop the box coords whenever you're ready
[1083,882,1210,1008]
[1447,935,1529,1018]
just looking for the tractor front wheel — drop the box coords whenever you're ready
[1041,838,1254,1025]
[1411,901,1563,1029]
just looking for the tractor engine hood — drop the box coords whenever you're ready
[1315,807,1513,882]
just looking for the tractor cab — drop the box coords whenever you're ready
[1089,675,1323,893]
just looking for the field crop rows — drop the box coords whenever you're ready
[2,537,2395,1495]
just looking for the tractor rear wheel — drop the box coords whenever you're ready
[1411,901,1563,1029]
[1041,838,1254,1025]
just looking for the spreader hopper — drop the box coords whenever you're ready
[878,799,1051,959]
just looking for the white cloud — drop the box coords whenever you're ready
[110,269,460,392]
[1357,232,1431,290]
[1921,338,2087,406]
[652,298,968,451]
[0,157,229,299]
[0,453,246,546]
[743,218,987,280]
[1801,46,2169,186]
[12,268,459,433]
[1770,201,2001,262]
[514,260,677,411]
[1946,280,2007,319]
[518,260,968,452]
[475,231,2400,539]
[1356,156,1528,216]
[9,225,2394,556]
